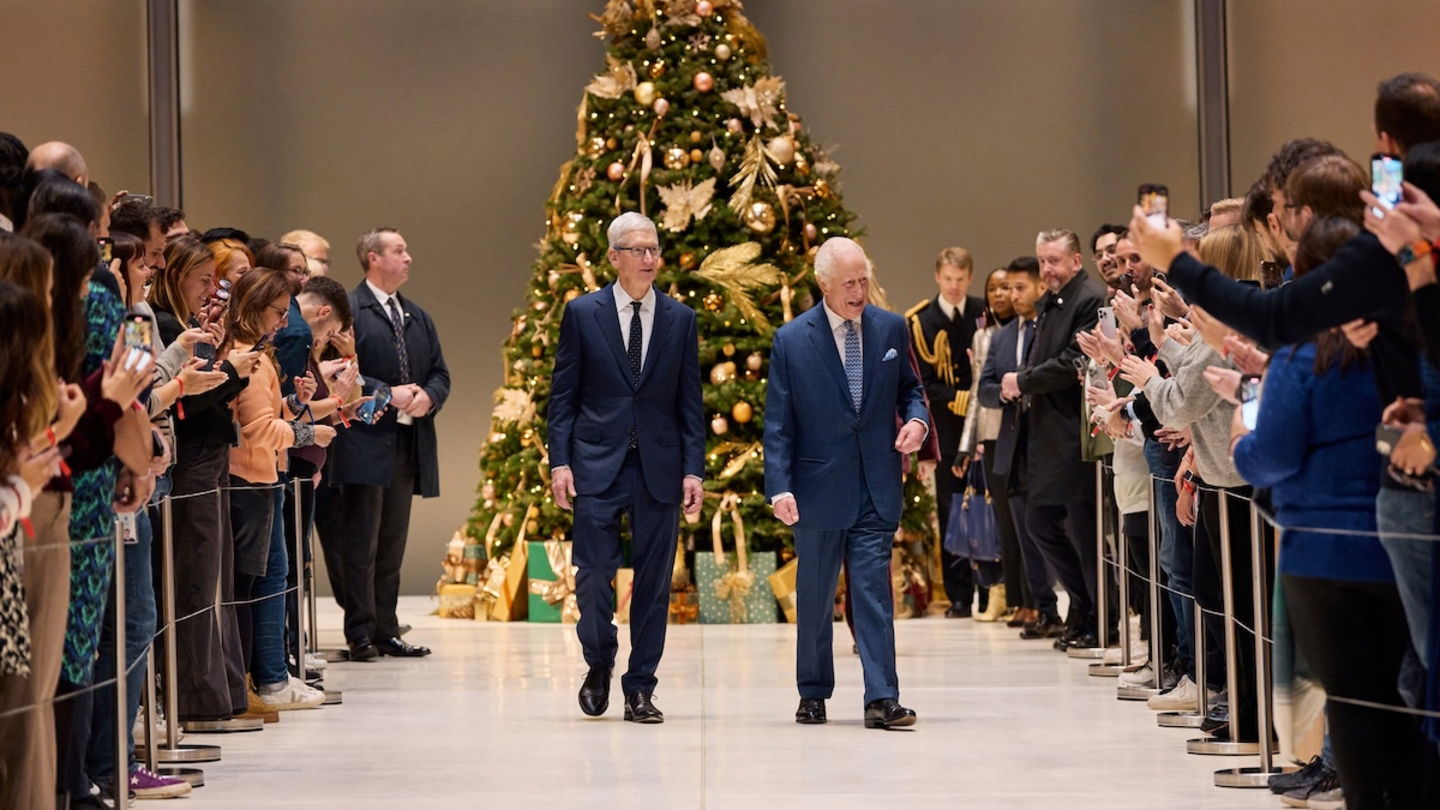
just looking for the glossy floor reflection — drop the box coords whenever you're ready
[183,596,1278,809]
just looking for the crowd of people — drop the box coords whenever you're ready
[908,71,1440,809]
[0,136,449,808]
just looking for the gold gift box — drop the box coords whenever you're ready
[767,557,798,623]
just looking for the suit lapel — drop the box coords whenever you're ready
[637,287,669,387]
[861,305,883,413]
[593,285,634,387]
[805,306,852,408]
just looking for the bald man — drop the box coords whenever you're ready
[25,140,88,187]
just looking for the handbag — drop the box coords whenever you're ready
[943,462,1002,578]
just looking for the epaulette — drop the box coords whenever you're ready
[904,298,930,320]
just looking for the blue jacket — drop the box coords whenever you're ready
[1232,342,1392,582]
[763,303,928,530]
[547,284,705,505]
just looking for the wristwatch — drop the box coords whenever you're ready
[1395,239,1432,267]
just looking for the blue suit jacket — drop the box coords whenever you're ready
[763,303,928,530]
[977,318,1024,477]
[547,284,705,505]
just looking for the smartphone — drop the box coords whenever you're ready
[122,313,153,352]
[1371,153,1404,216]
[1098,306,1117,338]
[1238,375,1262,431]
[98,237,113,264]
[1376,424,1406,456]
[118,192,154,207]
[252,332,272,353]
[1260,260,1284,289]
[1139,183,1170,227]
[356,380,392,425]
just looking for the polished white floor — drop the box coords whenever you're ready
[179,596,1281,809]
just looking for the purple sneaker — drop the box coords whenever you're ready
[129,767,192,799]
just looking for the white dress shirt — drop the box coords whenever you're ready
[614,283,657,370]
[936,295,959,322]
[366,279,414,425]
[821,299,861,368]
[1016,317,1037,367]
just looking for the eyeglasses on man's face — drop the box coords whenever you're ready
[614,246,661,259]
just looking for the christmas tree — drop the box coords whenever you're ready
[459,0,936,596]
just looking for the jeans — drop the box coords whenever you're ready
[1376,486,1436,662]
[1144,439,1195,675]
[251,486,290,688]
[85,475,168,782]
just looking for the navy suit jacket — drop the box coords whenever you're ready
[547,284,705,505]
[977,318,1024,477]
[763,303,929,530]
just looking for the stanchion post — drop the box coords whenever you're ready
[1070,462,1106,660]
[1147,482,1164,688]
[1187,488,1258,754]
[155,495,221,766]
[113,522,129,810]
[1117,481,1158,700]
[292,477,306,679]
[142,648,157,772]
[1090,461,1125,677]
[1193,598,1206,714]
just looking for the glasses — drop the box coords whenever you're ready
[267,303,289,318]
[614,246,661,259]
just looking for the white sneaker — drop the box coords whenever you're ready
[256,675,325,711]
[132,713,184,745]
[305,652,328,671]
[1102,644,1148,666]
[1146,675,1214,711]
[1118,663,1156,687]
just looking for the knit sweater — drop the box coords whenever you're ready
[228,345,298,484]
[1142,338,1244,487]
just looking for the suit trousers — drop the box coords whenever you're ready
[981,442,1027,608]
[795,489,899,706]
[1024,496,1098,633]
[572,450,678,695]
[320,426,416,644]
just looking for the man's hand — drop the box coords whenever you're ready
[1340,319,1379,351]
[1203,366,1243,405]
[1382,396,1425,427]
[1392,425,1436,476]
[772,495,799,526]
[1129,204,1184,272]
[1156,426,1191,451]
[1118,355,1160,388]
[894,419,926,454]
[403,387,433,418]
[390,384,415,410]
[1112,286,1144,333]
[682,477,704,515]
[1000,371,1021,401]
[1165,320,1195,348]
[551,466,577,511]
[1151,276,1189,320]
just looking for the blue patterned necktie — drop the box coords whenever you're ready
[844,319,862,412]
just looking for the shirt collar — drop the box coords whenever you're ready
[614,283,656,312]
[936,295,960,320]
[822,299,861,333]
[366,279,398,310]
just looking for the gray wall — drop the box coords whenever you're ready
[6,1,1434,598]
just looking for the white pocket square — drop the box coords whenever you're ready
[882,348,898,362]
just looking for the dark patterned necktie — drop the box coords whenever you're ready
[387,297,411,383]
[627,301,643,384]
[1021,319,1035,364]
[844,319,862,412]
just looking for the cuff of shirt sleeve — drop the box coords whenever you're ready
[770,492,794,507]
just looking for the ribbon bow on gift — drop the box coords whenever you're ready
[528,538,580,621]
[710,492,754,623]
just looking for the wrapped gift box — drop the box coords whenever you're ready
[484,539,529,622]
[527,539,578,623]
[695,549,778,624]
[615,568,635,624]
[436,583,476,619]
[668,590,699,624]
[768,557,798,623]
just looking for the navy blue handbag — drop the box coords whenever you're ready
[943,462,1002,579]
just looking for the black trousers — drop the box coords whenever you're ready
[316,426,417,644]
[1024,495,1098,634]
[572,450,679,695]
[1285,575,1438,810]
[936,455,985,610]
[1195,484,1261,727]
[982,443,1027,607]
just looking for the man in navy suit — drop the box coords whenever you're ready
[763,237,929,729]
[548,212,705,724]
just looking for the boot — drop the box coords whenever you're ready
[974,585,1007,622]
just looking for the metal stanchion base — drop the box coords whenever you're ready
[1186,737,1260,755]
[322,689,343,705]
[1066,646,1105,660]
[1214,765,1294,788]
[153,744,221,763]
[1116,685,1160,701]
[1088,663,1123,677]
[1156,711,1206,728]
[182,717,263,733]
[155,766,205,788]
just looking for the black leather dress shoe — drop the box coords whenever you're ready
[1019,615,1065,640]
[579,667,612,717]
[1057,631,1099,651]
[376,636,431,657]
[623,691,663,724]
[863,698,917,729]
[795,698,826,724]
[1200,706,1229,734]
[944,605,971,619]
[347,637,378,662]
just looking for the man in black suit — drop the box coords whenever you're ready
[318,227,450,660]
[998,230,1105,650]
[905,246,986,617]
[978,257,1062,638]
[548,212,705,724]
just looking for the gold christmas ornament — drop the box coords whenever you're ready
[722,342,736,357]
[708,360,738,384]
[489,431,508,444]
[711,414,729,435]
[794,152,810,175]
[703,292,724,312]
[663,146,690,170]
[708,144,726,171]
[645,27,662,51]
[766,134,796,165]
[634,81,658,106]
[679,252,698,270]
[560,210,585,245]
[586,136,607,158]
[649,59,666,79]
[606,137,618,150]
[814,177,834,199]
[607,161,626,181]
[653,97,671,116]
[731,401,753,423]
[746,351,763,371]
[690,130,703,144]
[742,200,777,234]
[715,43,732,61]
[693,71,715,93]
[532,299,549,311]
[531,344,543,357]
[689,148,704,165]
[528,520,539,534]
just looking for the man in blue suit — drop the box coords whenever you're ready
[763,237,929,729]
[548,212,705,724]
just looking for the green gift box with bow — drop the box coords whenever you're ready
[694,493,778,624]
[526,539,578,623]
